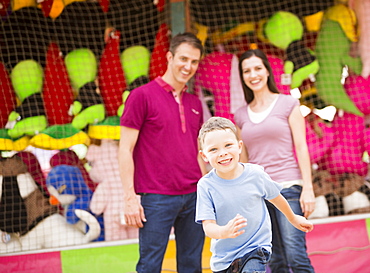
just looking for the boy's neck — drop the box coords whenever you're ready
[216,163,244,180]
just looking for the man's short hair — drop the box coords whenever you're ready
[170,32,203,56]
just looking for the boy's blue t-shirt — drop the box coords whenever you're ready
[195,163,283,271]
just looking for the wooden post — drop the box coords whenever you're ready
[170,0,190,36]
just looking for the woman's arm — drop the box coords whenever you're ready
[288,105,316,218]
[236,125,249,163]
[269,194,313,233]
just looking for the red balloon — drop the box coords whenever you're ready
[149,23,170,80]
[41,0,54,17]
[0,0,10,17]
[0,62,16,128]
[98,29,126,117]
[99,0,110,13]
[43,42,74,125]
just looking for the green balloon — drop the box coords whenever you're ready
[315,20,362,116]
[121,46,150,85]
[11,60,43,102]
[265,11,303,50]
[65,48,97,90]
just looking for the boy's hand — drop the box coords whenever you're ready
[290,215,314,233]
[222,214,248,238]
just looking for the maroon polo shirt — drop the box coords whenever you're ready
[120,77,203,195]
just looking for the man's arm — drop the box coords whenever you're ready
[268,194,313,233]
[118,126,146,228]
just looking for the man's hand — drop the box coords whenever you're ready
[123,195,146,228]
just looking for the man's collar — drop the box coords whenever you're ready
[155,76,188,93]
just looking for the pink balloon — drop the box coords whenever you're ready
[318,112,368,176]
[305,114,335,164]
[194,51,234,121]
[344,74,370,115]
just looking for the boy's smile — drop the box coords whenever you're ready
[200,129,243,180]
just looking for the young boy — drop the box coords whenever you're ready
[196,117,313,273]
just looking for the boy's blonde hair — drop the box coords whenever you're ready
[198,117,239,149]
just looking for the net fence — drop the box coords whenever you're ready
[0,0,369,261]
[0,0,164,255]
[190,0,370,222]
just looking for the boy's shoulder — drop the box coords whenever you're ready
[198,169,214,183]
[199,163,266,183]
[243,162,265,173]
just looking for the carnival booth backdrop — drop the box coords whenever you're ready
[0,0,369,272]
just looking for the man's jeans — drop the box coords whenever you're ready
[136,192,205,273]
[214,247,271,273]
[266,185,315,273]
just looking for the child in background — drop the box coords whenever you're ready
[196,117,313,273]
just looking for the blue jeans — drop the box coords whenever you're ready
[266,185,314,273]
[214,247,271,273]
[136,192,205,273]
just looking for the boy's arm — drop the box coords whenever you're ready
[268,194,313,233]
[202,214,247,239]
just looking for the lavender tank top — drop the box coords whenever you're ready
[235,94,302,183]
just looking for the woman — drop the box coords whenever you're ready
[234,49,316,273]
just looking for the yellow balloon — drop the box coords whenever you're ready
[63,0,86,7]
[12,0,36,12]
[324,4,358,42]
[49,0,65,19]
[304,11,324,32]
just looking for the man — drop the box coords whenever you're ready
[119,32,206,273]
